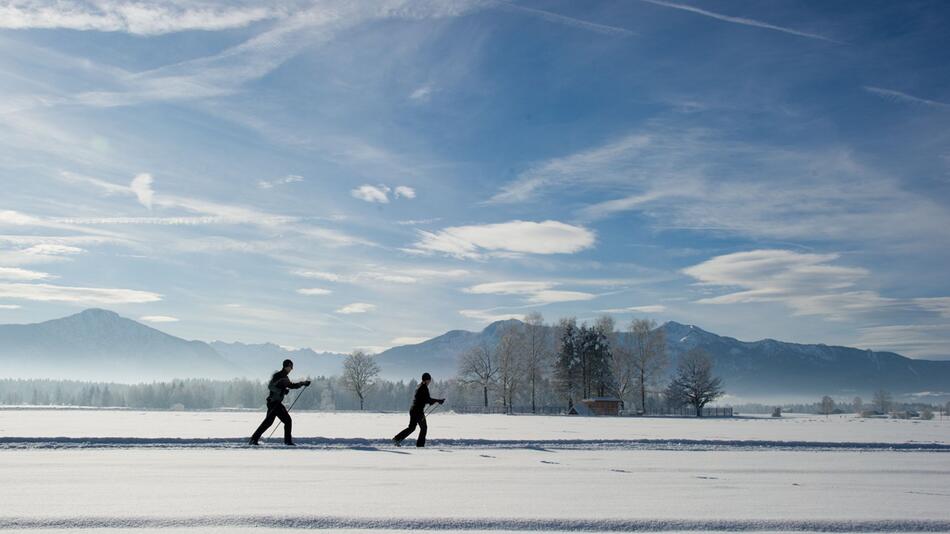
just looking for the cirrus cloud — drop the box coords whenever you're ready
[140,315,178,323]
[411,220,595,259]
[336,302,376,314]
[297,287,333,296]
[0,282,161,304]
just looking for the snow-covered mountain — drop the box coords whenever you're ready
[658,321,950,396]
[0,309,233,382]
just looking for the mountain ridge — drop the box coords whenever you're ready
[0,310,948,397]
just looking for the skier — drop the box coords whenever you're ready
[393,372,444,448]
[249,359,310,446]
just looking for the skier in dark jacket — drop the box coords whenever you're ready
[249,359,310,446]
[393,372,444,447]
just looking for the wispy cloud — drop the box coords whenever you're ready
[129,173,154,209]
[336,302,376,314]
[0,267,53,281]
[293,270,342,282]
[495,127,950,247]
[410,220,595,259]
[857,324,950,359]
[638,0,837,43]
[60,172,368,246]
[140,315,179,323]
[491,134,651,203]
[0,282,161,304]
[258,174,304,189]
[864,86,950,110]
[297,288,333,296]
[0,1,280,35]
[0,304,22,310]
[409,85,434,102]
[496,1,635,37]
[394,186,416,199]
[464,280,596,304]
[599,305,667,314]
[396,218,441,226]
[682,249,891,320]
[351,184,417,203]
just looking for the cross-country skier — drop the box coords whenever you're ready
[249,359,310,446]
[393,372,444,448]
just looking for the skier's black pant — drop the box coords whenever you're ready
[393,411,427,447]
[251,401,293,444]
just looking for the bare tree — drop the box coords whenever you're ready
[458,342,497,409]
[873,389,892,413]
[820,395,835,416]
[629,319,667,414]
[666,348,723,417]
[341,351,380,410]
[495,326,525,413]
[852,396,863,414]
[522,312,548,413]
[610,342,636,410]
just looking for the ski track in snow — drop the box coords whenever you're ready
[1,436,948,452]
[2,516,950,532]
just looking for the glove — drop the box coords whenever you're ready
[303,380,312,387]
[438,398,445,404]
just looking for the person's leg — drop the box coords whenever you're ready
[393,412,419,443]
[274,403,293,444]
[250,404,278,443]
[416,416,427,447]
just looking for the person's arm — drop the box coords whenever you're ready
[423,386,444,405]
[288,378,311,389]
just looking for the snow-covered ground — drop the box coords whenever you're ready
[1,410,948,532]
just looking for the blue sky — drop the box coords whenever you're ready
[1,0,949,358]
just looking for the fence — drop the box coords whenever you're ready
[451,405,733,417]
[452,405,565,415]
[634,406,733,417]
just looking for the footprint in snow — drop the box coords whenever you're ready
[611,469,630,473]
[695,476,718,480]
[480,454,496,459]
[540,460,559,465]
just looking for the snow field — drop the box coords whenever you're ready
[1,410,948,532]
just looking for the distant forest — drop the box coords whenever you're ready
[2,377,944,416]
[0,376,568,412]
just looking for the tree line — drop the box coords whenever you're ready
[452,313,724,416]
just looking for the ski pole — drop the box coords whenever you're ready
[425,402,442,417]
[267,384,309,440]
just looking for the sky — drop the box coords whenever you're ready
[1,0,949,358]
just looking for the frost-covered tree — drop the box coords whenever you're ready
[873,389,892,413]
[852,396,863,414]
[496,325,525,413]
[820,396,835,416]
[458,342,497,408]
[629,318,668,414]
[666,348,724,417]
[522,312,549,413]
[342,350,380,410]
